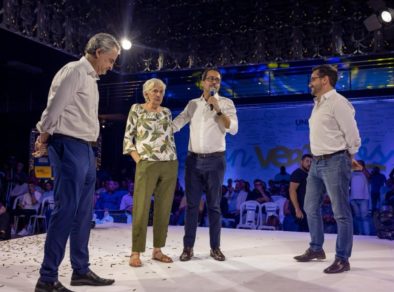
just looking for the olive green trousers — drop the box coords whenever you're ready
[132,160,178,252]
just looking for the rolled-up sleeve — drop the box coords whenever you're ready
[223,99,238,135]
[172,102,191,133]
[123,104,138,155]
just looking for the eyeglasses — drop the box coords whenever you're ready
[205,76,221,82]
[310,76,322,82]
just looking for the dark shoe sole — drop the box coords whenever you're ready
[70,279,114,286]
[35,283,73,292]
[294,255,326,262]
[35,288,61,292]
[210,256,225,261]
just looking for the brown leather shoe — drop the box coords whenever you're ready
[210,248,225,261]
[180,247,194,261]
[323,258,350,274]
[294,248,326,262]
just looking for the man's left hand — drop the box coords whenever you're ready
[32,136,48,158]
[351,159,362,170]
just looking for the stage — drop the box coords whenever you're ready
[0,224,393,292]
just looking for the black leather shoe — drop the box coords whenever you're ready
[35,279,74,292]
[70,270,115,286]
[323,258,350,274]
[179,247,194,261]
[210,248,225,261]
[294,248,326,262]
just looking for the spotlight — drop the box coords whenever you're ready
[120,38,132,50]
[364,4,394,31]
[364,14,382,31]
[381,9,393,23]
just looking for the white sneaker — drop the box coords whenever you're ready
[11,227,16,235]
[17,228,29,236]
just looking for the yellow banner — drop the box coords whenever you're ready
[34,166,52,178]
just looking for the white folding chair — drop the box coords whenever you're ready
[27,197,52,234]
[258,202,279,230]
[237,200,260,229]
[273,197,287,225]
[12,195,25,231]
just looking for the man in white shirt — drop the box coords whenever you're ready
[119,182,134,212]
[173,68,238,262]
[33,33,120,292]
[294,65,361,274]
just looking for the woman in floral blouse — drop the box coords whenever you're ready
[123,78,178,267]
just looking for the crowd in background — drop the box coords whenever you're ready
[1,154,394,241]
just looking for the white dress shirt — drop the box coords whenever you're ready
[36,57,100,142]
[173,93,238,153]
[309,89,361,156]
[21,191,42,211]
[119,193,133,211]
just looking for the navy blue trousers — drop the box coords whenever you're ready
[39,135,96,282]
[183,153,225,249]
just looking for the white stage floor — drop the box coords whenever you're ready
[1,224,393,292]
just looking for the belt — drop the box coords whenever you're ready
[51,133,94,146]
[313,150,347,161]
[188,151,225,158]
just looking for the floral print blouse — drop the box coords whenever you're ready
[123,103,177,161]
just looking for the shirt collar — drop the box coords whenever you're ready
[199,92,219,101]
[80,56,100,80]
[313,89,336,104]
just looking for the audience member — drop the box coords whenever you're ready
[119,182,134,212]
[247,179,271,203]
[384,181,394,209]
[227,178,234,194]
[9,176,28,199]
[268,179,279,195]
[13,181,42,236]
[369,166,386,212]
[350,160,370,235]
[225,179,248,225]
[289,154,312,232]
[40,181,54,206]
[274,166,291,183]
[95,180,124,211]
[0,201,11,240]
[39,181,55,228]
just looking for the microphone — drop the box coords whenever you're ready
[209,87,216,111]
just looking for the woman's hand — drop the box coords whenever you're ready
[131,151,141,164]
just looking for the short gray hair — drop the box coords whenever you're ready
[85,33,121,55]
[142,78,166,102]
